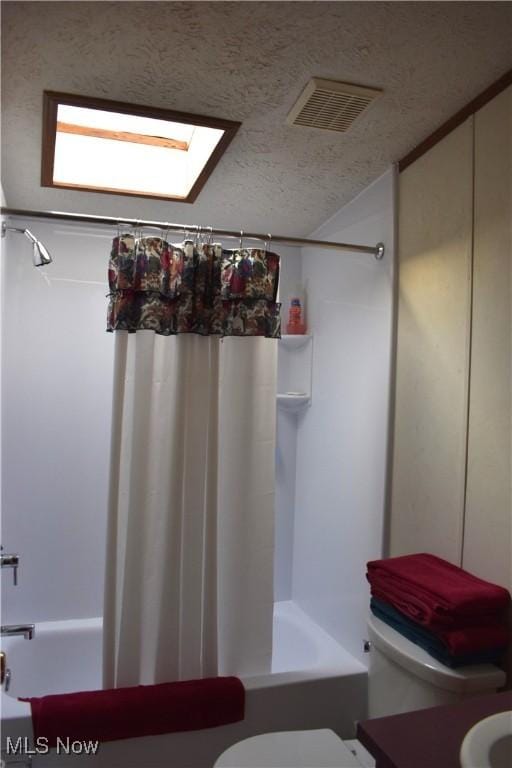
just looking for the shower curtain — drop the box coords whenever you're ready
[103,235,280,687]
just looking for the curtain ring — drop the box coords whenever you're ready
[131,221,141,279]
[116,222,122,255]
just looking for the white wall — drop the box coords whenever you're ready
[391,121,473,562]
[390,87,512,593]
[463,86,511,589]
[1,219,115,623]
[291,169,396,664]
[1,219,300,621]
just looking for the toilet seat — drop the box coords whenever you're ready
[214,729,364,768]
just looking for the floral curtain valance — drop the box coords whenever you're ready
[107,235,281,338]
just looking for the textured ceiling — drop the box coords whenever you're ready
[1,1,511,236]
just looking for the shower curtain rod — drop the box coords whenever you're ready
[0,207,385,259]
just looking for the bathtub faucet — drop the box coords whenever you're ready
[1,624,35,640]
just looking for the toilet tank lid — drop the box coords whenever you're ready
[367,614,506,694]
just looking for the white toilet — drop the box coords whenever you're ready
[215,613,507,768]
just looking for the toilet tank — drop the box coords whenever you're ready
[366,614,506,719]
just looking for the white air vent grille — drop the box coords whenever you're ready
[287,78,381,133]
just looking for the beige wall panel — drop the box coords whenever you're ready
[463,86,512,590]
[391,120,473,562]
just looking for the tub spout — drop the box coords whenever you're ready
[1,624,35,640]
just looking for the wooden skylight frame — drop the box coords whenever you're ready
[41,91,241,203]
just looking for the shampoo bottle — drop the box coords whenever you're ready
[286,290,306,335]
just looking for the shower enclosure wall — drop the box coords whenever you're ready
[2,220,115,624]
[0,168,395,762]
[0,219,304,625]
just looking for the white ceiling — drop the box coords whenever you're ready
[2,1,511,236]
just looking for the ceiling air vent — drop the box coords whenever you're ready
[287,78,381,133]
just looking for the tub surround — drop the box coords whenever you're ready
[292,168,395,664]
[274,246,302,602]
[1,217,306,623]
[1,174,394,766]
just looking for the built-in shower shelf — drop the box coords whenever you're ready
[279,334,312,349]
[276,393,311,410]
[277,334,313,411]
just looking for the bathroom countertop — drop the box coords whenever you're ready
[357,690,512,768]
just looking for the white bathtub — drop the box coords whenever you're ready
[1,601,367,767]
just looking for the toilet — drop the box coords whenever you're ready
[215,613,507,768]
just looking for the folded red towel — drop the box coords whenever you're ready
[21,676,245,747]
[436,623,510,656]
[371,586,511,636]
[372,596,509,655]
[367,553,510,628]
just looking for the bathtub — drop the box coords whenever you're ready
[1,601,367,768]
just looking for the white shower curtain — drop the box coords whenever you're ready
[103,331,276,688]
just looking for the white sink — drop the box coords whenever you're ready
[460,711,512,768]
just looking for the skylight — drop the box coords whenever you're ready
[42,92,241,202]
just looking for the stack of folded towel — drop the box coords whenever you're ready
[366,553,511,668]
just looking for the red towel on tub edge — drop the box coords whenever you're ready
[366,553,510,628]
[20,676,245,747]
